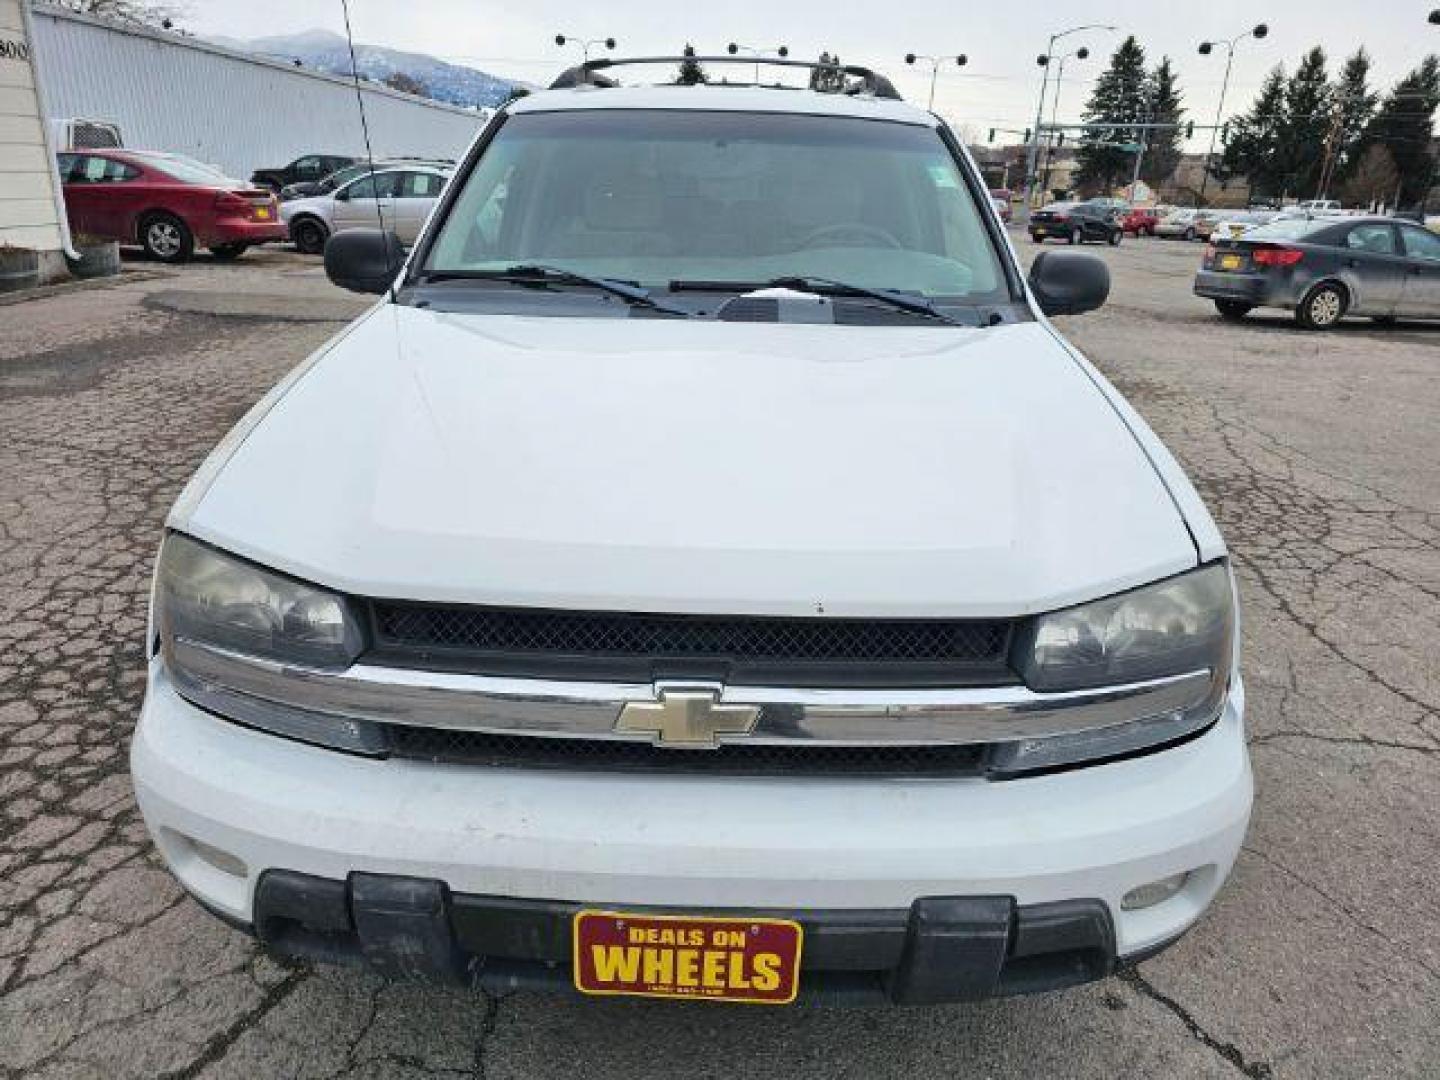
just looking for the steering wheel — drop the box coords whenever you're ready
[797,222,903,250]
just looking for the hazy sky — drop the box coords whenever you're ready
[182,1,1440,149]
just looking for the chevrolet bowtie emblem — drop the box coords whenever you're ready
[615,687,760,749]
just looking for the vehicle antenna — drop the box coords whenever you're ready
[339,0,398,301]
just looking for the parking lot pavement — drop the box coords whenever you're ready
[1,241,1436,1079]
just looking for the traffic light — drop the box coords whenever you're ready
[1023,128,1031,143]
[1185,121,1195,139]
[1056,131,1065,146]
[988,128,996,142]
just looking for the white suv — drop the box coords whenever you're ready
[132,58,1251,1007]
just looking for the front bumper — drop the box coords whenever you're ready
[235,869,1157,1003]
[131,667,1252,999]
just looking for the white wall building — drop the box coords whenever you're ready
[28,4,486,182]
[0,0,71,282]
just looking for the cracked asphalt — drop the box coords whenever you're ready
[1,238,1437,1078]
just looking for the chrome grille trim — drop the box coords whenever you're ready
[170,639,1215,748]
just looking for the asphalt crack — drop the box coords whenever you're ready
[1120,969,1274,1078]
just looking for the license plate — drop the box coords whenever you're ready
[573,911,803,1004]
[1218,254,1241,270]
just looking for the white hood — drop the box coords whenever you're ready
[180,305,1199,617]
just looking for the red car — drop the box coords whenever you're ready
[1122,206,1160,236]
[57,149,285,263]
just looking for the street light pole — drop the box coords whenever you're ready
[728,43,789,84]
[1021,24,1115,222]
[903,53,968,111]
[1197,23,1268,205]
[1039,47,1088,200]
[554,34,616,63]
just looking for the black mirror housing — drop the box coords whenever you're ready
[1027,251,1110,317]
[324,228,405,295]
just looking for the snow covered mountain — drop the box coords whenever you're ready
[212,29,520,108]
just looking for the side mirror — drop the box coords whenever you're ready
[324,228,405,295]
[1028,251,1110,317]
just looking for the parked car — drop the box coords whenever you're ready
[1156,208,1205,240]
[1029,201,1123,245]
[57,149,284,262]
[1293,199,1340,213]
[133,73,1250,1007]
[990,194,1012,223]
[280,157,456,202]
[1207,211,1278,243]
[250,153,357,193]
[1194,215,1440,329]
[1121,206,1160,236]
[280,165,451,254]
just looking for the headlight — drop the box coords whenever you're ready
[1016,563,1234,692]
[155,533,381,753]
[156,532,363,668]
[991,563,1236,775]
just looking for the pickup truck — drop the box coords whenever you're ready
[249,153,356,193]
[132,61,1251,1007]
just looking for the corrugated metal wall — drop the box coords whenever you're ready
[29,5,484,181]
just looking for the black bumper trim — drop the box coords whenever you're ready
[247,869,1125,1004]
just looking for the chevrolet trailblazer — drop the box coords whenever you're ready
[131,56,1251,1006]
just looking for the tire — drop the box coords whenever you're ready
[1030,233,1045,244]
[139,212,194,263]
[1371,315,1397,326]
[1296,283,1347,330]
[1108,229,1122,246]
[291,216,329,255]
[1214,299,1252,321]
[208,243,248,260]
[1183,227,1196,241]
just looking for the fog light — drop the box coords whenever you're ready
[1121,872,1188,911]
[166,829,248,878]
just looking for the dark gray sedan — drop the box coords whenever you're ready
[1193,216,1440,329]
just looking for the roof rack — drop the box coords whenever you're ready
[548,56,902,100]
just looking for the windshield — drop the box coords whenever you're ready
[422,110,1007,301]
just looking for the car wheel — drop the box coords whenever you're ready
[208,243,248,260]
[291,217,329,256]
[1296,283,1347,330]
[1214,300,1252,321]
[139,212,194,263]
[1108,229,1122,246]
[1183,227,1196,241]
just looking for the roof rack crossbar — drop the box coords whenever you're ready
[548,56,902,100]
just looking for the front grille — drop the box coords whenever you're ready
[367,602,1016,687]
[385,725,987,777]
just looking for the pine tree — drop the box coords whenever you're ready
[1074,36,1150,192]
[1275,48,1332,197]
[675,45,708,86]
[1331,49,1378,183]
[1220,66,1288,196]
[810,52,846,93]
[1361,56,1440,207]
[1141,57,1185,189]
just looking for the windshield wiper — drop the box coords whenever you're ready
[669,275,966,326]
[414,264,694,317]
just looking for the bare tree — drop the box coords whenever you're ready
[383,72,426,97]
[1340,143,1400,208]
[51,0,188,30]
